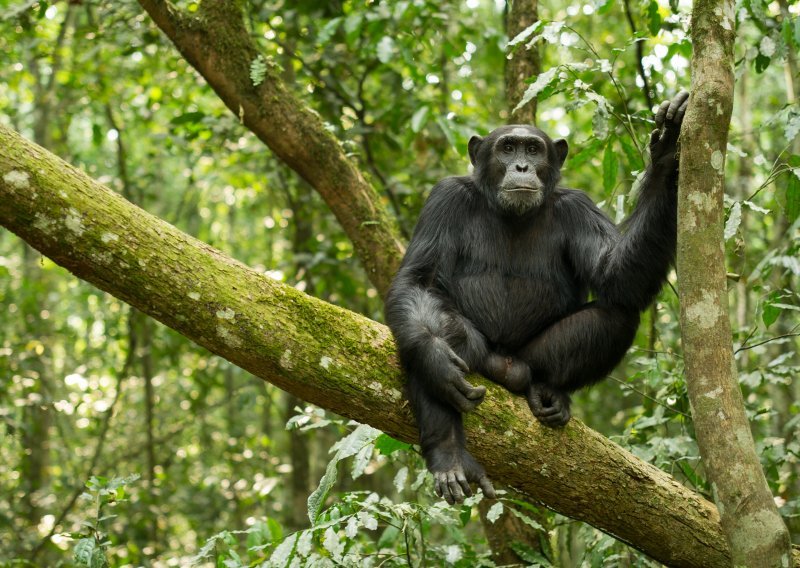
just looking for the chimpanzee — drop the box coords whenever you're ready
[384,92,689,504]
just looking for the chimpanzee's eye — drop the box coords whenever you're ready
[527,145,537,154]
[503,143,514,153]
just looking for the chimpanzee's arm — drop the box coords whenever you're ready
[567,92,688,310]
[385,178,489,412]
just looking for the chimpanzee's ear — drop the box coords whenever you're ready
[553,138,569,168]
[468,135,484,167]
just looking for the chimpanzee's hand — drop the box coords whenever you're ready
[527,382,571,427]
[649,91,689,167]
[428,338,486,412]
[483,353,531,393]
[429,444,496,505]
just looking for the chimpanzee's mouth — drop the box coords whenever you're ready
[504,187,538,193]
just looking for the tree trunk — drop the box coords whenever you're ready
[677,1,792,564]
[505,0,540,124]
[0,121,773,568]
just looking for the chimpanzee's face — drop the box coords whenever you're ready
[469,125,568,215]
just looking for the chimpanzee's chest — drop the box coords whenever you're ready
[448,218,583,348]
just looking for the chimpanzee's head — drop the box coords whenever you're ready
[468,125,568,215]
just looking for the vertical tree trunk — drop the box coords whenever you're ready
[506,0,540,125]
[677,1,792,563]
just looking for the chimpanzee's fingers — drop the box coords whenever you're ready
[539,411,570,427]
[479,476,497,499]
[675,97,689,124]
[445,386,478,413]
[527,388,544,414]
[449,350,470,373]
[456,471,472,497]
[535,404,563,417]
[455,376,486,401]
[447,472,465,503]
[666,91,690,121]
[650,129,661,147]
[655,100,670,128]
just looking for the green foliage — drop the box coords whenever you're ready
[0,0,799,565]
[68,475,140,568]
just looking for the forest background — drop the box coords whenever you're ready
[0,0,799,566]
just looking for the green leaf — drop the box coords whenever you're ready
[170,111,206,126]
[603,141,619,194]
[308,425,381,523]
[762,291,782,328]
[459,505,472,527]
[507,21,543,48]
[755,53,771,73]
[724,202,742,240]
[376,36,395,64]
[317,17,342,45]
[268,533,299,568]
[350,440,374,479]
[618,135,644,171]
[92,123,103,146]
[486,501,504,523]
[647,1,662,36]
[597,0,614,15]
[513,67,559,115]
[569,137,605,169]
[786,166,800,223]
[592,103,610,139]
[410,106,430,134]
[374,433,412,455]
[250,55,268,87]
[436,116,458,150]
[73,538,108,568]
[508,507,545,531]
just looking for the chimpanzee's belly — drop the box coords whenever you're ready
[452,271,580,349]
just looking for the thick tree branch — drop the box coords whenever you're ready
[0,123,746,568]
[135,0,404,296]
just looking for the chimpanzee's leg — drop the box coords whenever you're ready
[516,301,640,426]
[406,372,496,504]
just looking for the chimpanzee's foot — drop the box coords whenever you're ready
[427,444,496,504]
[483,353,531,393]
[527,382,571,427]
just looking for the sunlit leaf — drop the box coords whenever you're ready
[486,501,503,523]
[603,141,618,193]
[724,202,742,240]
[513,66,559,115]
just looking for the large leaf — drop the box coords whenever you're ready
[603,141,619,194]
[307,424,381,523]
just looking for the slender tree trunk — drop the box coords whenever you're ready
[677,1,792,564]
[505,0,540,124]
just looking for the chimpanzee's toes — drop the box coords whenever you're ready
[527,383,571,428]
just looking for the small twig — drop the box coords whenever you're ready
[622,0,654,109]
[607,375,691,418]
[735,331,800,354]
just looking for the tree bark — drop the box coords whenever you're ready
[135,0,404,297]
[677,1,792,564]
[505,0,540,125]
[1,121,774,568]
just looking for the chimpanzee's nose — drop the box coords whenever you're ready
[516,163,529,172]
